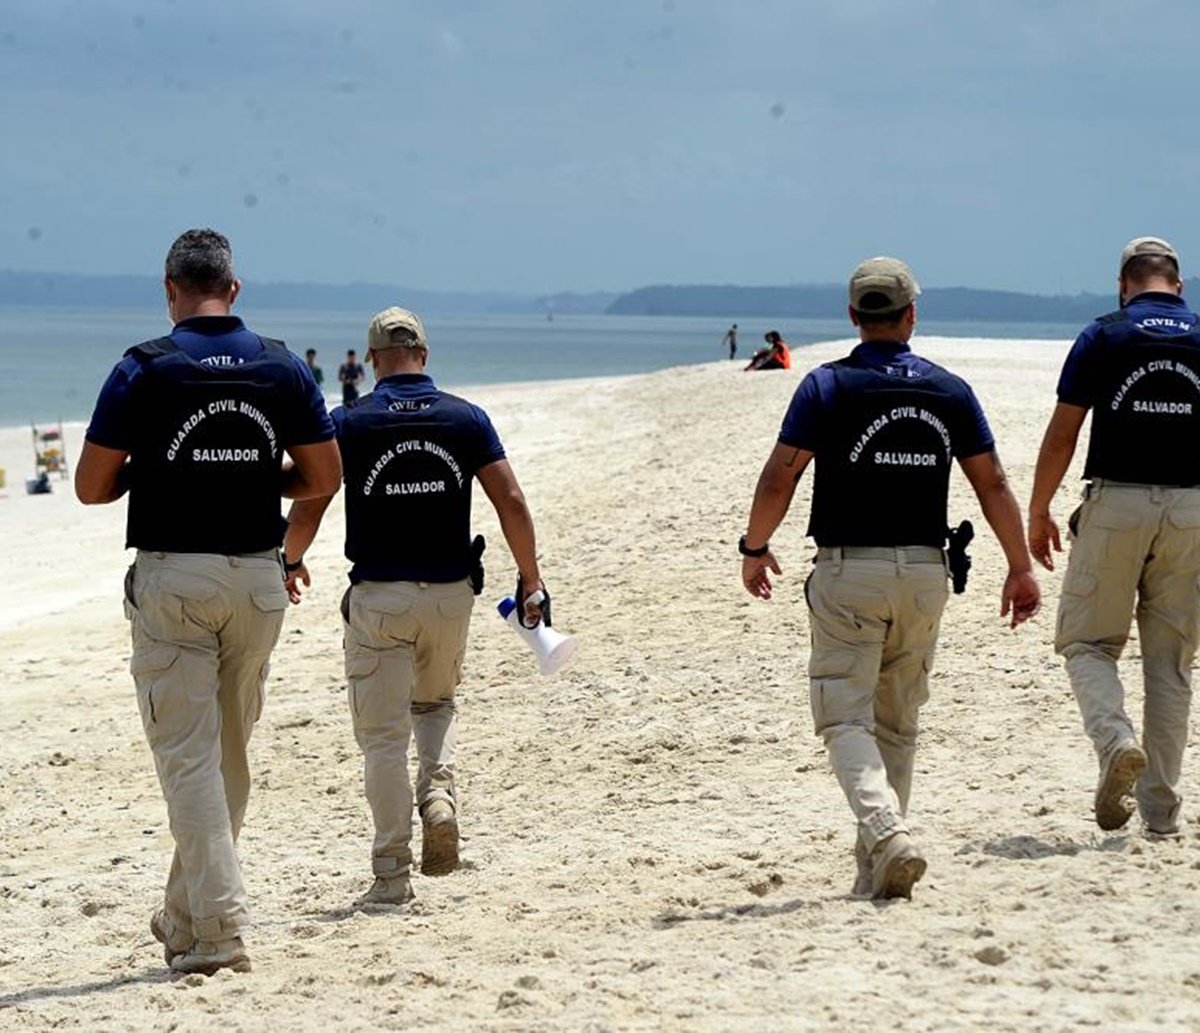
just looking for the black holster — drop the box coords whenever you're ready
[468,535,486,596]
[946,520,975,595]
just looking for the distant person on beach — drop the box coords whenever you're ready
[744,330,792,371]
[282,306,550,906]
[723,323,738,360]
[1029,236,1200,838]
[739,256,1040,900]
[74,228,341,975]
[339,348,366,406]
[305,348,324,388]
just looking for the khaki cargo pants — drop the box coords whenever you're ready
[343,579,474,877]
[806,547,948,856]
[125,550,288,942]
[1056,479,1200,831]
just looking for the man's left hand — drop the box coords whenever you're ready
[742,552,781,600]
[285,562,311,605]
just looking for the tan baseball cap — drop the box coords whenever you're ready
[1119,236,1179,274]
[848,257,921,313]
[367,306,428,357]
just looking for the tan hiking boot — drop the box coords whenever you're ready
[851,839,872,898]
[150,909,192,966]
[357,874,415,906]
[870,832,926,901]
[1095,741,1147,831]
[169,937,251,975]
[421,800,459,877]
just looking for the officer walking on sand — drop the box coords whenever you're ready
[1029,236,1200,838]
[283,306,549,906]
[740,257,1040,900]
[75,228,341,975]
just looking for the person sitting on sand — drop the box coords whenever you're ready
[744,330,792,371]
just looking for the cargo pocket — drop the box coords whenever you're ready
[808,649,867,733]
[345,650,402,730]
[130,644,181,740]
[1056,570,1098,650]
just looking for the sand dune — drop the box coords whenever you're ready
[3,337,1200,1031]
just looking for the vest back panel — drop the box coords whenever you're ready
[808,361,965,547]
[1084,312,1200,485]
[124,337,297,554]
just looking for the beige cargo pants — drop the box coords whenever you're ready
[125,550,288,942]
[806,547,948,856]
[1056,479,1200,832]
[343,579,474,877]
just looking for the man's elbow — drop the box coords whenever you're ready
[74,474,108,505]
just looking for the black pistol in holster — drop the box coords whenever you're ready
[946,520,975,595]
[468,535,486,596]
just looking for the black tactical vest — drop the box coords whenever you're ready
[123,336,297,553]
[807,359,966,547]
[338,391,482,583]
[1083,310,1200,485]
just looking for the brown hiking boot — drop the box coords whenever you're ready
[1095,741,1147,831]
[169,937,251,975]
[421,800,459,877]
[870,832,926,901]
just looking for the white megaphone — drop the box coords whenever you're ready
[497,594,579,677]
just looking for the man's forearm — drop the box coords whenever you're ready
[1029,439,1075,516]
[496,498,540,582]
[746,462,801,547]
[283,496,333,560]
[979,482,1034,572]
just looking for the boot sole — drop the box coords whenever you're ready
[172,955,252,976]
[421,820,460,877]
[874,855,927,901]
[1095,747,1147,831]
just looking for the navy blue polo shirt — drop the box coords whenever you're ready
[779,341,994,457]
[1057,292,1200,407]
[334,373,506,583]
[86,315,333,450]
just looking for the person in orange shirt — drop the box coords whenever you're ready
[744,330,791,371]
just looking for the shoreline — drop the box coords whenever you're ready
[0,331,1073,432]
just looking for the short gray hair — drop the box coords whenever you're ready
[164,228,235,294]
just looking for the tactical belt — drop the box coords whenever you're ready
[816,545,944,564]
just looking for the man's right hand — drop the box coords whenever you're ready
[1028,511,1062,571]
[1000,568,1041,628]
[521,578,547,626]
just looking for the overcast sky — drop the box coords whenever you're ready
[1,1,1197,295]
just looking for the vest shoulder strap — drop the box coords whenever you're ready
[123,336,178,362]
[256,335,288,354]
[1095,309,1130,328]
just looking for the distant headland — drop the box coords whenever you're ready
[3,269,1192,323]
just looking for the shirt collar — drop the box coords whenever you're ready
[172,315,246,334]
[851,340,912,361]
[378,373,435,389]
[1125,291,1188,309]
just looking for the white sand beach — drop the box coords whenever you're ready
[3,337,1200,1031]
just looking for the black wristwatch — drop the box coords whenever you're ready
[282,554,304,573]
[738,535,770,558]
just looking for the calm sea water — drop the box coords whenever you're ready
[0,306,1082,428]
